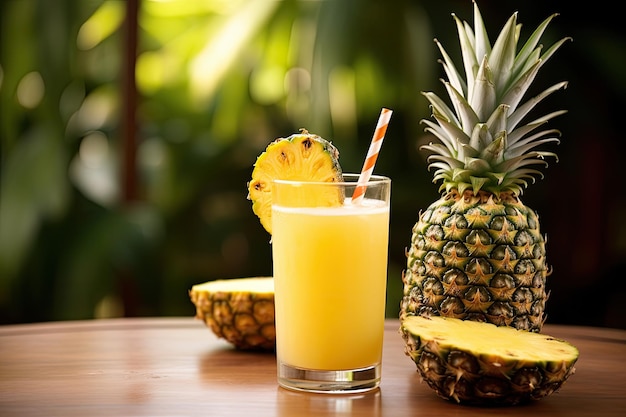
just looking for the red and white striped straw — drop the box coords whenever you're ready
[352,107,392,204]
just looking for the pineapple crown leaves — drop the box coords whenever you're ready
[421,1,572,197]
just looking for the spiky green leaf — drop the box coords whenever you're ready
[488,11,518,94]
[420,3,569,195]
[435,39,466,96]
[479,134,506,162]
[432,114,470,147]
[507,81,568,130]
[469,123,491,151]
[485,104,510,139]
[470,56,496,120]
[472,2,491,64]
[505,131,561,158]
[465,157,491,172]
[470,176,489,194]
[422,91,459,125]
[422,119,460,152]
[507,110,567,146]
[443,82,479,134]
[500,59,542,113]
[453,13,479,99]
[512,14,556,70]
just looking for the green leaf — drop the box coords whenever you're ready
[432,113,470,147]
[470,56,496,120]
[452,13,479,100]
[443,81,479,134]
[422,91,459,126]
[470,176,489,193]
[465,157,491,172]
[480,135,505,163]
[422,118,461,153]
[471,1,491,65]
[505,131,561,158]
[507,81,568,131]
[488,11,518,93]
[435,39,466,97]
[485,104,509,139]
[512,13,559,78]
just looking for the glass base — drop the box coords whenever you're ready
[278,362,381,394]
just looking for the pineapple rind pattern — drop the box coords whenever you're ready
[189,278,276,350]
[401,190,548,332]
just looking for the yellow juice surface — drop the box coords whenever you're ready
[272,199,389,370]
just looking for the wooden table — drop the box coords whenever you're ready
[1,318,624,416]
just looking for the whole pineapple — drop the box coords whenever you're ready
[401,3,571,332]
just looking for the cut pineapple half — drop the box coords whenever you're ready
[401,315,579,406]
[247,130,343,234]
[189,277,275,350]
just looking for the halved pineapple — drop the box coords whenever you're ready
[247,129,343,234]
[401,315,579,405]
[190,277,275,350]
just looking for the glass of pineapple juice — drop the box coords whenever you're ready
[271,173,391,393]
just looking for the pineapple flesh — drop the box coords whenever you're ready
[190,277,275,350]
[401,3,571,333]
[401,316,579,406]
[247,129,343,234]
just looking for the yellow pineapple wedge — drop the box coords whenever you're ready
[401,316,579,406]
[247,129,343,234]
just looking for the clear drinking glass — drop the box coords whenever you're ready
[271,173,391,393]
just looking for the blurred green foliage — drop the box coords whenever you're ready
[1,0,625,328]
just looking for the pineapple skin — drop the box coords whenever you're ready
[189,283,275,350]
[401,189,548,332]
[400,316,578,406]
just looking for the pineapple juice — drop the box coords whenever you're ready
[272,199,390,371]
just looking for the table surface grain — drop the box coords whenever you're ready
[1,317,625,417]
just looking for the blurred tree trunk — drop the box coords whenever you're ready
[120,0,140,316]
[122,0,139,203]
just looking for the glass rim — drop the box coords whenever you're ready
[272,173,390,186]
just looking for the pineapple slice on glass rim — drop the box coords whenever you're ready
[247,129,344,234]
